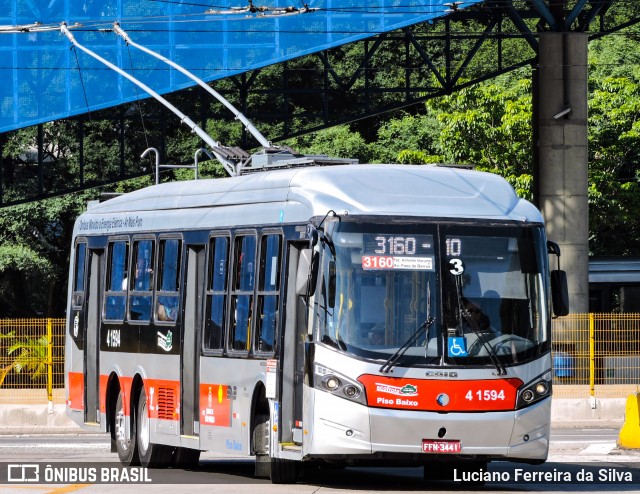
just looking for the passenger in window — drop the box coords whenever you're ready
[368,324,386,346]
[157,297,178,322]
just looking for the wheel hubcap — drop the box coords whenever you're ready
[115,405,128,451]
[139,399,149,453]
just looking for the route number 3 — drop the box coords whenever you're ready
[449,258,464,275]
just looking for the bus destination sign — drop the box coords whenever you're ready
[362,234,434,271]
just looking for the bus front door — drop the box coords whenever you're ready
[280,243,308,445]
[181,245,205,437]
[84,249,103,424]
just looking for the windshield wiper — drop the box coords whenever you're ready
[379,316,434,374]
[453,275,507,376]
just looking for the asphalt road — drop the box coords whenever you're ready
[0,428,637,493]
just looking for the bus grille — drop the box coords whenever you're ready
[157,386,176,420]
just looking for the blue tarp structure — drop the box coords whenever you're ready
[0,0,483,133]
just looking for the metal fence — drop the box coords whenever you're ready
[0,316,639,404]
[0,318,65,405]
[552,313,640,398]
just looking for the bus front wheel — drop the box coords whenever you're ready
[136,387,173,468]
[114,390,139,466]
[252,413,299,483]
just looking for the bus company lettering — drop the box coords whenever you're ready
[375,383,420,407]
[78,215,144,232]
[375,383,418,397]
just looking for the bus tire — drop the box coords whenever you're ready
[173,447,200,469]
[114,390,139,466]
[270,457,299,484]
[136,387,173,468]
[253,414,270,478]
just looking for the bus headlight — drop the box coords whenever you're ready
[516,372,552,409]
[314,364,366,405]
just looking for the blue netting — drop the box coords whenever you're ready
[0,0,483,133]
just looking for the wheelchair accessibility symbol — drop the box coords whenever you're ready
[448,336,468,357]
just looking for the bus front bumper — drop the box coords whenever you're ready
[307,390,550,462]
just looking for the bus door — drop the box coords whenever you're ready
[84,248,104,424]
[181,245,205,437]
[279,242,309,445]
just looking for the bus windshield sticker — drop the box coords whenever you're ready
[266,359,277,399]
[448,336,468,357]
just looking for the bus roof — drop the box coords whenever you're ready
[76,164,542,233]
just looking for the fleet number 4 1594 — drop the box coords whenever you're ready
[465,389,505,401]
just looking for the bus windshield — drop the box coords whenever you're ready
[316,220,549,368]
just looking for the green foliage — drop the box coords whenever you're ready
[427,71,533,173]
[285,125,372,163]
[588,74,640,255]
[0,332,50,387]
[371,114,441,164]
[0,193,94,316]
[396,149,442,165]
[0,244,52,276]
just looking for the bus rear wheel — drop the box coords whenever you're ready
[114,390,139,466]
[136,387,173,468]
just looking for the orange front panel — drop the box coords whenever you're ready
[99,374,108,415]
[358,375,523,412]
[199,383,231,427]
[67,372,84,410]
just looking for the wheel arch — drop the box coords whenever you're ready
[250,380,269,455]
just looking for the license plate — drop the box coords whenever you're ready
[422,439,461,454]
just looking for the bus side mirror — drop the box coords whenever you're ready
[296,249,319,297]
[551,270,569,317]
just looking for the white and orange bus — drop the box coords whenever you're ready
[65,155,568,483]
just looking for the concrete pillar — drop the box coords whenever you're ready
[537,32,589,314]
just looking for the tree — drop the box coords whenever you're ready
[0,193,95,316]
[285,125,372,163]
[425,70,535,200]
[586,32,640,255]
[588,75,640,255]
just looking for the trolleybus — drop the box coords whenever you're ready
[65,154,568,483]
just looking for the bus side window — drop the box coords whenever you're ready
[205,236,229,350]
[256,234,281,354]
[72,241,87,307]
[129,239,154,322]
[156,238,181,323]
[104,240,129,321]
[230,234,256,352]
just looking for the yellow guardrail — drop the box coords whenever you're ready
[0,315,639,403]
